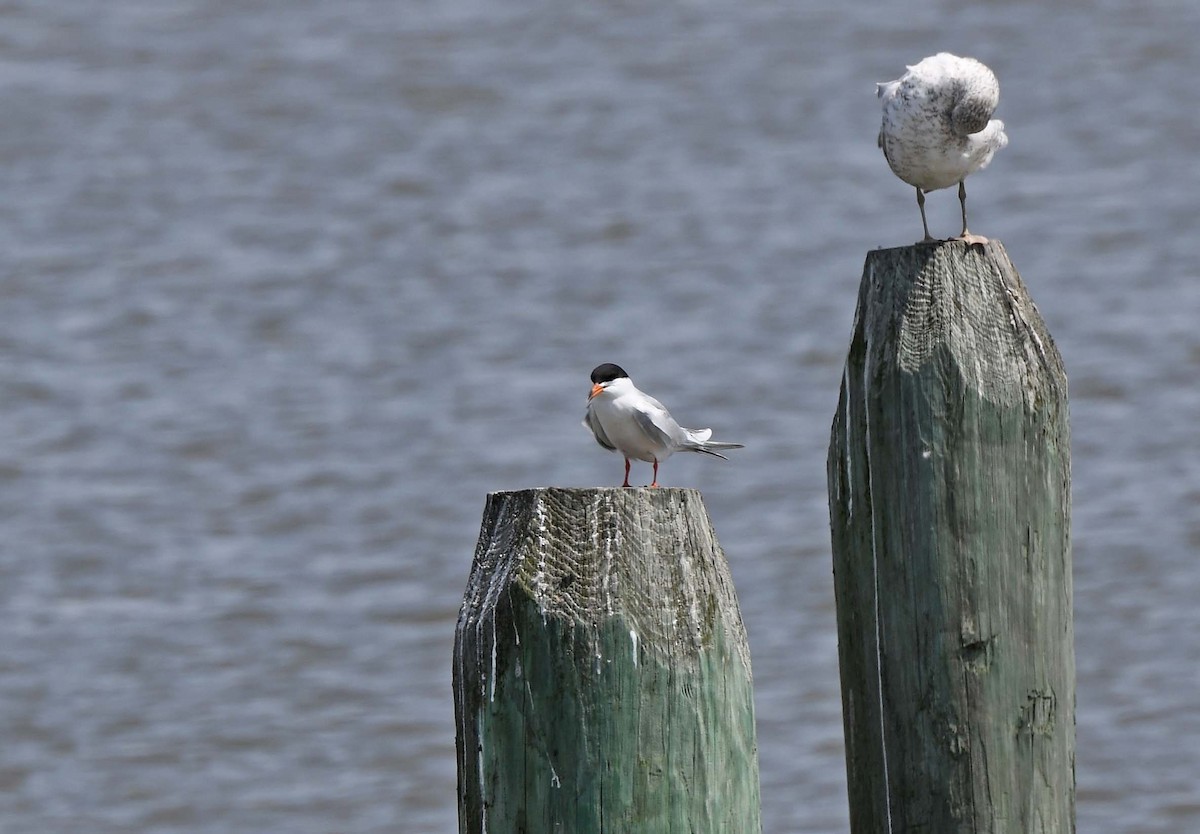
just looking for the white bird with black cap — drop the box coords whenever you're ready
[583,363,744,488]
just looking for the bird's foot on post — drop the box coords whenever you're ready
[954,181,988,245]
[649,459,659,488]
[621,458,632,488]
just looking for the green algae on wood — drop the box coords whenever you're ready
[453,487,761,834]
[827,240,1076,833]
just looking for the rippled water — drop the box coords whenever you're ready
[2,1,1198,832]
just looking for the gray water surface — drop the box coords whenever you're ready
[2,1,1198,832]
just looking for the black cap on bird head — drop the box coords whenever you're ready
[590,363,629,384]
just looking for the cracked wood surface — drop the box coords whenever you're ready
[828,240,1076,833]
[454,487,760,834]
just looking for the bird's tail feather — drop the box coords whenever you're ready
[682,427,743,459]
[685,427,741,446]
[681,428,745,459]
[877,79,901,100]
[698,440,745,451]
[685,446,729,460]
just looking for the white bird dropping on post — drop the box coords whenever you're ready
[582,363,744,488]
[877,52,1008,243]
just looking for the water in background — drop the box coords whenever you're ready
[2,1,1198,831]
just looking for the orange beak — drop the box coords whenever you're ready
[589,383,604,400]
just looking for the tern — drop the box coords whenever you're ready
[583,363,743,488]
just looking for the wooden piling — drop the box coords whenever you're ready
[827,240,1075,832]
[453,487,761,834]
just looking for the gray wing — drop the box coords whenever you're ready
[583,408,617,451]
[630,403,678,448]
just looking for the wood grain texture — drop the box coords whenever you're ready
[827,240,1075,833]
[454,487,760,834]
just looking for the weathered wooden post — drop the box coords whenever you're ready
[827,240,1075,832]
[453,487,761,834]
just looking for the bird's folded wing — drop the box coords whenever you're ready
[583,410,617,451]
[631,407,675,448]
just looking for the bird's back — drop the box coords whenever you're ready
[879,53,1007,191]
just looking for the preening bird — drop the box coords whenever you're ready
[582,363,743,488]
[877,52,1008,243]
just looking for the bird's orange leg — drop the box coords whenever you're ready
[622,458,631,488]
[650,459,659,488]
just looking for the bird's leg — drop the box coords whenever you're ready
[649,458,659,488]
[957,180,989,245]
[958,180,968,236]
[622,458,631,488]
[916,187,933,241]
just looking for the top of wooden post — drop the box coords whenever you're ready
[464,487,748,669]
[856,239,1066,407]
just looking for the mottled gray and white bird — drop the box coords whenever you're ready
[877,52,1008,242]
[582,363,743,488]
